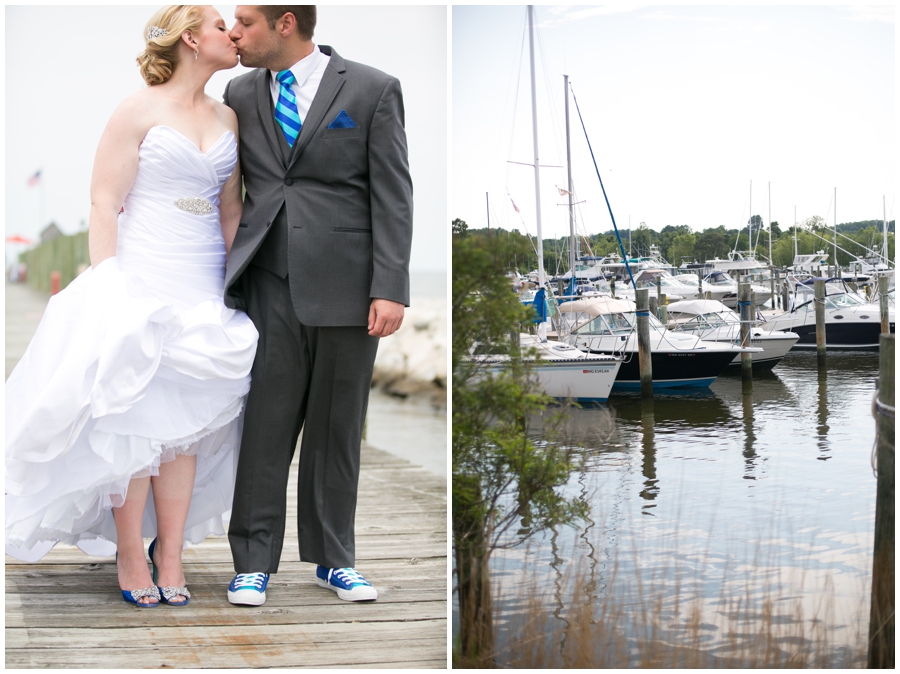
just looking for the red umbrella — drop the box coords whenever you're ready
[5,235,33,245]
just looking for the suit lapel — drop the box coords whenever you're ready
[286,47,346,170]
[254,69,285,168]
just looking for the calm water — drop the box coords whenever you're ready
[479,351,881,665]
[366,270,447,475]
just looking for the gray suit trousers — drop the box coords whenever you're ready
[228,265,379,572]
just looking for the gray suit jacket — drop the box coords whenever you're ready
[223,46,413,326]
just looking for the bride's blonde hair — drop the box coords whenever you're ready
[136,5,204,86]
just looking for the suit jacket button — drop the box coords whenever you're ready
[284,177,293,186]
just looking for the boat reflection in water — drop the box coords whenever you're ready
[489,352,876,667]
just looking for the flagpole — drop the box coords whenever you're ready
[39,173,45,235]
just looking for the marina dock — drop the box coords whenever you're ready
[5,282,448,668]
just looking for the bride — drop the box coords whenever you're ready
[5,6,258,607]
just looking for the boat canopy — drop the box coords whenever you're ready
[558,297,636,317]
[666,299,734,316]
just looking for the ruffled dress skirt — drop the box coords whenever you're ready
[5,126,258,561]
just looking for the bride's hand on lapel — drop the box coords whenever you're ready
[367,299,404,337]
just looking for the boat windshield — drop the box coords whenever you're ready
[678,312,738,330]
[825,293,867,309]
[572,311,635,335]
[703,272,735,287]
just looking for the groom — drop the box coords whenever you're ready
[222,5,413,605]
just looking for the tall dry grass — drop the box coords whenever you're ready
[466,536,870,668]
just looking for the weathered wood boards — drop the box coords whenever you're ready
[6,443,449,669]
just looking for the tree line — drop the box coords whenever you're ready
[453,217,895,275]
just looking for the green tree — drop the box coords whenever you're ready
[631,223,656,257]
[452,217,469,238]
[452,232,586,665]
[668,232,697,265]
[695,226,729,262]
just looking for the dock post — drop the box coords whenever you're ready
[739,279,752,380]
[879,275,890,335]
[781,277,790,312]
[868,334,894,669]
[814,279,826,365]
[636,288,653,398]
[610,277,616,298]
[658,293,668,325]
[649,295,658,318]
[769,266,775,309]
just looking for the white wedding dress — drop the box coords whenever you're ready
[5,126,258,562]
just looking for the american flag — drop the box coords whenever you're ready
[27,170,41,187]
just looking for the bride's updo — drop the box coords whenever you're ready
[136,5,204,86]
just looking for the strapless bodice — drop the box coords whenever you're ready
[117,126,238,304]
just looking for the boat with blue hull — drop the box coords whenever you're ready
[762,277,894,350]
[557,297,758,390]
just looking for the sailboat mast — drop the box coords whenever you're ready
[768,182,772,264]
[527,5,545,288]
[834,187,838,276]
[794,206,798,259]
[564,74,575,277]
[884,195,889,265]
[748,180,752,254]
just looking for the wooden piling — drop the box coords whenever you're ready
[879,275,890,335]
[769,266,775,310]
[649,295,658,318]
[610,277,616,298]
[739,280,752,380]
[636,288,653,398]
[814,279,826,365]
[782,277,790,312]
[658,293,668,325]
[867,334,894,669]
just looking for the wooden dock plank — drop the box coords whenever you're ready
[6,444,449,668]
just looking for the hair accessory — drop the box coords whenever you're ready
[147,25,168,40]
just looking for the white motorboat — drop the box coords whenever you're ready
[702,270,773,309]
[471,335,622,403]
[613,268,696,302]
[557,297,760,390]
[666,298,799,369]
[761,277,894,350]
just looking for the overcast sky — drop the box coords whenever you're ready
[453,5,895,246]
[5,5,447,272]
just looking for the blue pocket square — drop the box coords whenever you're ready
[327,110,357,129]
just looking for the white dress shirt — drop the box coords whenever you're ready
[269,45,330,123]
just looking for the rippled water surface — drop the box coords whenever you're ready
[483,351,881,665]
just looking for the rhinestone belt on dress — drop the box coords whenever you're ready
[174,197,214,215]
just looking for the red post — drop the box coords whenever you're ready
[50,271,61,295]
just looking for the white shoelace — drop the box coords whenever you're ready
[234,572,267,589]
[332,568,370,586]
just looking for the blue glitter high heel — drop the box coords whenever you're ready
[116,551,160,608]
[149,537,191,607]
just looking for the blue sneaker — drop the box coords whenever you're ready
[315,566,378,601]
[227,572,269,606]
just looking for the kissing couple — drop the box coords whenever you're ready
[5,5,413,608]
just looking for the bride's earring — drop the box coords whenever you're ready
[194,48,199,60]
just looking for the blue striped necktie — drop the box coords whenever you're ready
[275,70,301,147]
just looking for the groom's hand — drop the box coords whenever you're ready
[368,299,404,337]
